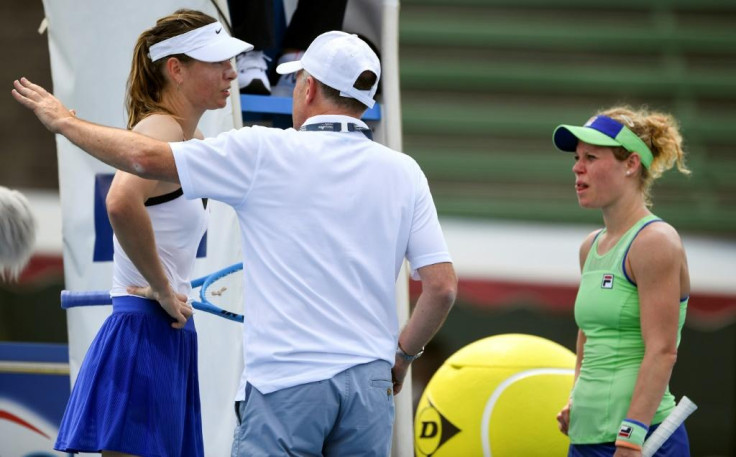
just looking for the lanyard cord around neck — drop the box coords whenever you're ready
[299,122,373,140]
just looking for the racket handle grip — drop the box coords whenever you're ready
[61,290,112,309]
[642,396,697,457]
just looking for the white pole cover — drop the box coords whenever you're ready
[344,1,412,454]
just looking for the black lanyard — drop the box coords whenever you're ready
[300,122,373,140]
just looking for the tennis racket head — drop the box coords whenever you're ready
[193,262,244,323]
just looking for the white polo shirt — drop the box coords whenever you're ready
[171,114,451,396]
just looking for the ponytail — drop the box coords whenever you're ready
[125,9,216,129]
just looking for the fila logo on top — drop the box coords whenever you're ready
[601,274,614,289]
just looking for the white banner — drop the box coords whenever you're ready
[42,1,242,455]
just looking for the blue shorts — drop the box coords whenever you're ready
[569,423,690,457]
[231,359,395,457]
[55,295,203,456]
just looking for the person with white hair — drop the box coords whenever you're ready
[0,186,36,280]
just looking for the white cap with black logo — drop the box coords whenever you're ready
[149,22,253,63]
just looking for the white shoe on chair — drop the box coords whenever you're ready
[236,50,271,95]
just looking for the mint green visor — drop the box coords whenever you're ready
[553,115,653,169]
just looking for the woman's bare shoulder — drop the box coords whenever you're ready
[132,113,183,142]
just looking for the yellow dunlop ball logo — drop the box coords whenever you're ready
[415,400,460,456]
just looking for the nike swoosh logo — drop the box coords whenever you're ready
[216,28,222,34]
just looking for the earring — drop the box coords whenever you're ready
[626,171,631,176]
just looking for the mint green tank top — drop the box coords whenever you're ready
[569,215,688,444]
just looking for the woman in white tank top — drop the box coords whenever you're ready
[54,10,251,457]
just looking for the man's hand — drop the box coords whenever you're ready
[12,77,75,134]
[127,285,192,329]
[392,356,411,395]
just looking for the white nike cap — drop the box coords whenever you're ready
[149,22,253,63]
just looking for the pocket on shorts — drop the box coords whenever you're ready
[370,379,394,398]
[369,378,396,427]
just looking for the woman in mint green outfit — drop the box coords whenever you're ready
[553,106,691,457]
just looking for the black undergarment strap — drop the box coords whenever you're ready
[300,122,373,140]
[144,188,206,209]
[144,188,183,207]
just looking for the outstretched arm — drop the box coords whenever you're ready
[12,78,179,183]
[392,262,457,394]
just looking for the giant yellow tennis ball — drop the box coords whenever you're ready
[414,333,575,456]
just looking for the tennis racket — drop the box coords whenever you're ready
[641,396,697,457]
[60,262,245,323]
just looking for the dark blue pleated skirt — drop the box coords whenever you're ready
[55,295,204,457]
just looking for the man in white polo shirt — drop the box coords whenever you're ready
[14,30,457,456]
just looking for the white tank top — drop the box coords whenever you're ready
[110,189,208,297]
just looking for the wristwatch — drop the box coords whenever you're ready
[396,343,424,362]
